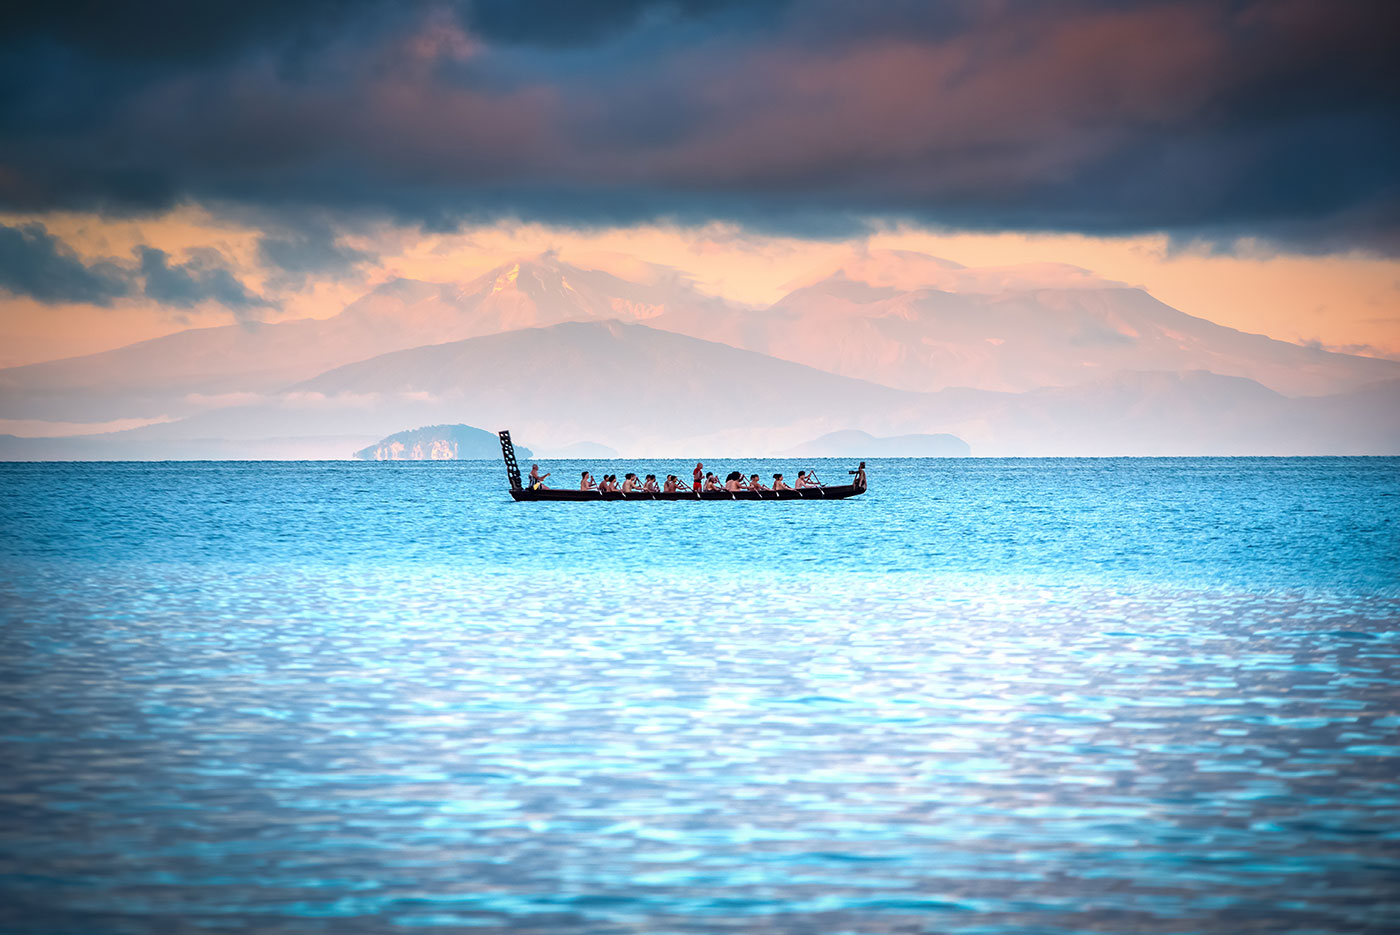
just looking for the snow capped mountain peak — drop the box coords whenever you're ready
[432,253,749,333]
[327,253,719,344]
[488,262,521,294]
[470,255,587,301]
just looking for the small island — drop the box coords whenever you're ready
[354,424,533,460]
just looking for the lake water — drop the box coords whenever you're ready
[1,458,1397,934]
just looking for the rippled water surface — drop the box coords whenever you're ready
[2,458,1398,934]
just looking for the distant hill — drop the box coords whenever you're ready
[783,429,971,457]
[289,320,924,455]
[0,254,741,422]
[353,424,530,460]
[55,320,924,458]
[648,249,1400,397]
[17,324,1400,459]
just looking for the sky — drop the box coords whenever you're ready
[1,0,1397,368]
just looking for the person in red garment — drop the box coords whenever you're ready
[692,462,704,493]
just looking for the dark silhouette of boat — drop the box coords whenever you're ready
[498,430,867,502]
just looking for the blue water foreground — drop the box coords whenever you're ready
[1,458,1397,934]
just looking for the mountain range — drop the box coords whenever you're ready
[0,256,740,422]
[649,251,1396,397]
[1,251,1397,458]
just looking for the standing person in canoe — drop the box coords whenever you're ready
[852,462,867,488]
[693,462,704,493]
[529,464,551,490]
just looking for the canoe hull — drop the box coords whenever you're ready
[510,484,865,502]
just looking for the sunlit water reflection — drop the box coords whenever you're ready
[2,459,1397,933]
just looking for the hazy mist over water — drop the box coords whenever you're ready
[2,458,1397,934]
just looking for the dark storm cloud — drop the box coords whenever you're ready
[0,223,131,305]
[137,247,273,315]
[464,0,780,47]
[0,221,274,310]
[1,0,1397,252]
[0,1,385,64]
[257,219,374,287]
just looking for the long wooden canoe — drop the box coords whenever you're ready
[498,430,866,502]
